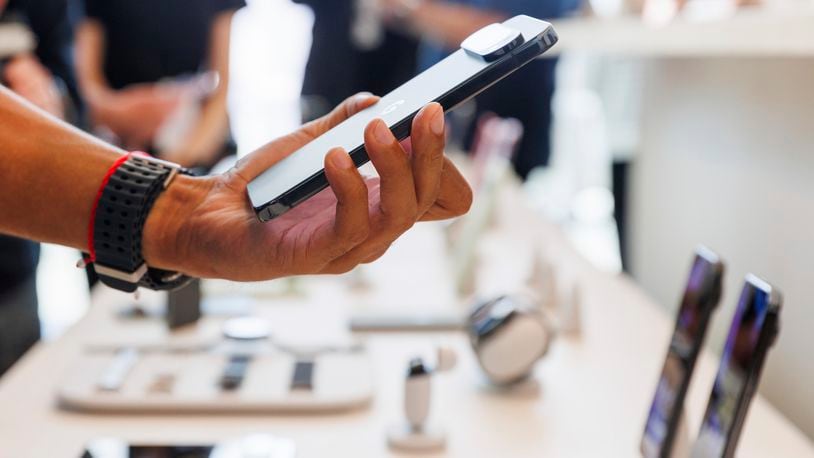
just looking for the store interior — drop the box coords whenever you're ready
[1,0,813,456]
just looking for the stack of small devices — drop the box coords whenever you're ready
[641,246,782,458]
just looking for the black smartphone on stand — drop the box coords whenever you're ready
[641,247,725,458]
[691,275,782,458]
[247,15,558,222]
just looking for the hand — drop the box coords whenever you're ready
[3,54,64,118]
[90,84,183,149]
[143,93,473,281]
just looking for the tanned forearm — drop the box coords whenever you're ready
[0,86,122,249]
[0,85,200,272]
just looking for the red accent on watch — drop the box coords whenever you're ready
[86,151,149,262]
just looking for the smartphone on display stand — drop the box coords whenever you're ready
[691,274,782,458]
[247,15,558,222]
[641,246,724,458]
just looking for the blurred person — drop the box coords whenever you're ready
[73,0,244,169]
[293,0,420,121]
[293,0,358,119]
[0,0,80,376]
[381,0,580,179]
[0,0,79,120]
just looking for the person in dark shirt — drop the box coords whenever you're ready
[74,0,245,168]
[0,0,79,376]
[382,0,579,179]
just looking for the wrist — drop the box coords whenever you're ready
[142,174,212,273]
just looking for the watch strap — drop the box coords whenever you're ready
[92,154,192,292]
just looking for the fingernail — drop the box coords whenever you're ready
[430,105,445,136]
[330,150,354,170]
[352,92,373,109]
[373,120,392,145]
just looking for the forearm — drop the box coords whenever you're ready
[0,85,206,272]
[405,2,506,49]
[0,86,122,249]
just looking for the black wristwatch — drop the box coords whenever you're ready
[90,154,194,293]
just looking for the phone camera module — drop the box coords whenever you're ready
[461,24,525,62]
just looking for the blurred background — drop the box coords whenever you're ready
[1,0,813,444]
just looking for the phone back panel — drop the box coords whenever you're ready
[247,15,557,221]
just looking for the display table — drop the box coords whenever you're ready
[550,4,814,57]
[0,184,811,458]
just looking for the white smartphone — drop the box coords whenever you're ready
[247,15,558,222]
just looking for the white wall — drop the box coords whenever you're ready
[629,57,814,439]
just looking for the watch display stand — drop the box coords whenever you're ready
[56,346,374,414]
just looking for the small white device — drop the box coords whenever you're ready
[388,347,457,453]
[467,295,553,385]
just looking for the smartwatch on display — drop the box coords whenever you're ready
[88,154,193,293]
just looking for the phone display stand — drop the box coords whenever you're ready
[671,409,691,458]
[56,346,374,414]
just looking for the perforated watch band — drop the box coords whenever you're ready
[92,154,193,292]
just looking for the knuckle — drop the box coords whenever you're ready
[334,262,358,275]
[362,247,389,264]
[458,186,474,214]
[389,213,415,233]
[348,224,370,245]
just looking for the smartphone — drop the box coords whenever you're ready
[81,435,296,458]
[247,15,558,221]
[641,247,725,458]
[691,274,782,458]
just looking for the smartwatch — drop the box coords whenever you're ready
[90,154,193,293]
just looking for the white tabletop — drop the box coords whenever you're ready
[0,184,811,458]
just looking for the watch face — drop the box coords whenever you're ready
[471,297,515,338]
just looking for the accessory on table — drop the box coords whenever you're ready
[96,348,139,392]
[388,347,457,453]
[467,295,554,385]
[219,354,253,391]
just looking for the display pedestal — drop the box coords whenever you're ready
[477,376,541,399]
[387,424,446,453]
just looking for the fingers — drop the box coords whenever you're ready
[409,103,446,217]
[306,148,371,268]
[367,118,418,227]
[420,157,473,221]
[319,118,421,274]
[303,92,380,139]
[233,92,379,181]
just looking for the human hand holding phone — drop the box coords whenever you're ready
[142,93,473,280]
